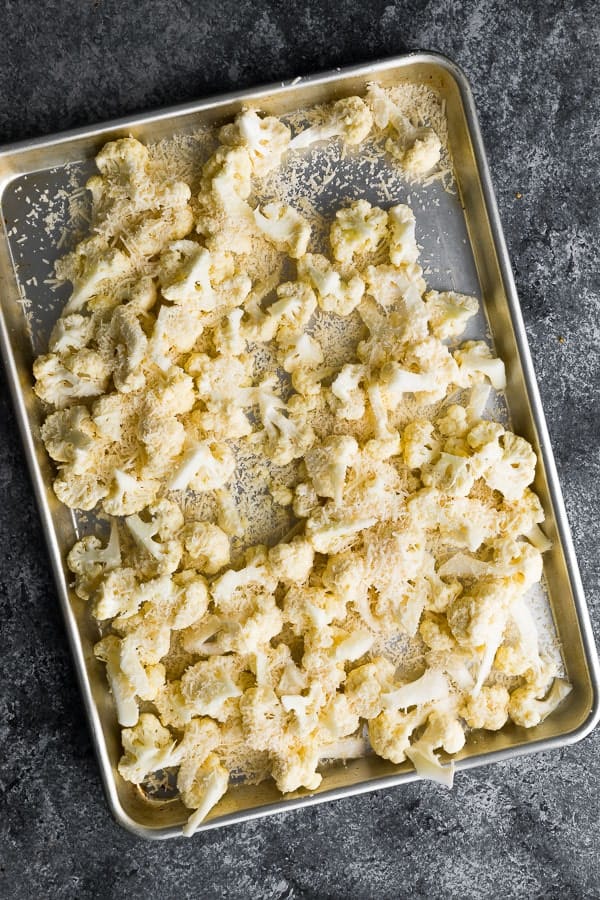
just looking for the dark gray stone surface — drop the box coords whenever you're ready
[1,1,599,897]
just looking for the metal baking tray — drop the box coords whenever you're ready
[0,52,598,839]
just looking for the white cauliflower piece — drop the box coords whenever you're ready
[297,253,364,316]
[405,702,464,787]
[380,669,450,711]
[454,340,507,391]
[305,508,377,555]
[94,635,139,727]
[270,742,322,794]
[169,441,235,492]
[178,753,229,837]
[268,538,314,585]
[367,85,442,176]
[159,240,217,308]
[331,363,367,420]
[48,313,95,354]
[117,712,178,784]
[125,499,183,575]
[40,405,97,472]
[368,706,431,765]
[379,338,459,404]
[344,657,396,719]
[424,290,479,340]
[509,678,572,728]
[67,520,121,600]
[33,350,111,408]
[461,684,510,731]
[103,469,160,517]
[304,435,359,506]
[401,419,440,469]
[483,432,537,501]
[254,377,315,465]
[220,108,291,176]
[180,656,243,722]
[290,95,372,150]
[108,304,148,393]
[387,203,420,268]
[183,521,230,575]
[330,199,388,266]
[254,202,311,258]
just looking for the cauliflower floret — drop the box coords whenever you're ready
[148,303,205,371]
[213,487,245,538]
[282,333,325,387]
[422,452,474,498]
[239,685,288,752]
[59,240,132,315]
[387,203,420,268]
[344,657,396,719]
[243,282,318,346]
[94,635,139,727]
[330,199,388,266]
[168,440,236,492]
[379,338,459,404]
[483,432,537,501]
[317,693,360,742]
[48,313,96,354]
[368,707,431,764]
[290,95,372,150]
[498,488,545,538]
[454,340,507,391]
[304,435,359,506]
[103,469,160,517]
[305,508,377,555]
[118,712,178,784]
[108,304,148,393]
[67,520,121,600]
[461,684,510,731]
[268,538,314,585]
[159,241,216,308]
[178,752,229,837]
[405,703,464,787]
[220,108,291,176]
[283,585,349,637]
[366,265,428,312]
[91,392,128,442]
[254,377,315,465]
[401,419,440,469]
[270,741,322,794]
[254,202,311,258]
[183,521,230,574]
[33,350,111,408]
[424,290,479,340]
[125,505,183,575]
[447,579,516,694]
[330,363,367,420]
[297,253,364,316]
[40,405,97,472]
[367,85,442,176]
[91,566,140,621]
[180,656,243,722]
[321,549,368,605]
[292,481,320,519]
[509,678,572,729]
[380,669,450,711]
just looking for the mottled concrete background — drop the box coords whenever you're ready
[1,1,599,898]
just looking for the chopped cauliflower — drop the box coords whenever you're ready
[254,202,311,258]
[290,96,372,150]
[34,91,566,829]
[330,199,388,266]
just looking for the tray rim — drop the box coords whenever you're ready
[0,49,598,840]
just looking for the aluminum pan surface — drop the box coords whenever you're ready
[0,52,597,839]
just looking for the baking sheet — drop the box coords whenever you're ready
[0,52,597,838]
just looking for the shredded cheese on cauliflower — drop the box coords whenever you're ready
[33,86,570,836]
